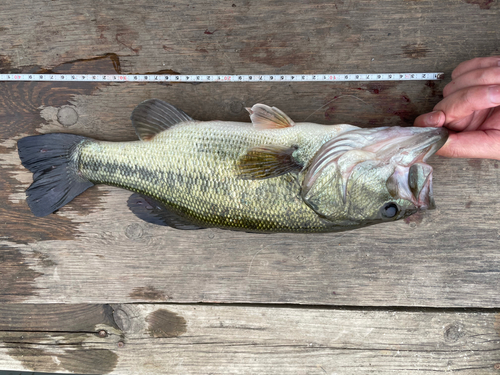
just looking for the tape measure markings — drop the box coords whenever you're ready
[0,72,444,82]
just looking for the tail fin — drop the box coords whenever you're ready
[17,133,94,217]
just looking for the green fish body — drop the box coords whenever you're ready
[17,99,448,233]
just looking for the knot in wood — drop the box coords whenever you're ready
[57,106,79,127]
[125,223,143,239]
[444,322,465,343]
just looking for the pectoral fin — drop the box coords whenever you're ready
[246,104,295,129]
[238,145,302,180]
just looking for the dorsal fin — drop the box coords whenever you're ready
[245,104,295,129]
[131,99,194,141]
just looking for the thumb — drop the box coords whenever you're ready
[414,110,446,128]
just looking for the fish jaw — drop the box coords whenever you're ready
[386,162,435,211]
[416,167,434,210]
[378,127,448,211]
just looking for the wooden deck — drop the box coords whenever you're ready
[1,0,500,373]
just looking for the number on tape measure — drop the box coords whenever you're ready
[0,72,444,82]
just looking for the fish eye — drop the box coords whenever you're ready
[381,202,399,219]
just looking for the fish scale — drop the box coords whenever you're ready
[78,121,352,232]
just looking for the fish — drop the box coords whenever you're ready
[17,99,448,233]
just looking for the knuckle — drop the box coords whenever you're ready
[461,88,476,107]
[475,66,500,85]
[451,69,461,80]
[476,69,491,84]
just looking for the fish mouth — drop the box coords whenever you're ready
[386,162,435,210]
[409,163,435,210]
[402,127,447,210]
[416,167,434,209]
[354,126,447,210]
[382,127,448,211]
[378,127,448,211]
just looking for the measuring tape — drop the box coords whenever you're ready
[0,72,443,82]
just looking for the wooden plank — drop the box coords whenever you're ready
[1,84,500,307]
[1,304,500,374]
[1,0,500,308]
[0,0,498,78]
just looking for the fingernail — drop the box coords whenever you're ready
[489,85,500,104]
[425,111,442,126]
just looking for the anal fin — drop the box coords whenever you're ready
[127,194,205,230]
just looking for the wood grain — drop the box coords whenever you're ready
[1,304,500,374]
[0,0,498,76]
[0,0,500,308]
[2,135,500,307]
[1,0,500,373]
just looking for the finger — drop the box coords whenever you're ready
[451,56,500,80]
[479,105,500,130]
[436,129,500,159]
[434,85,500,127]
[414,110,445,128]
[461,108,494,132]
[444,66,500,97]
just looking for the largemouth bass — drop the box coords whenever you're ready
[17,99,447,233]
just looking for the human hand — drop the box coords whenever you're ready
[414,56,500,159]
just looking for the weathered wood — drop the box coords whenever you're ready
[1,0,500,308]
[1,0,500,374]
[1,304,500,374]
[2,122,500,307]
[0,1,498,77]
